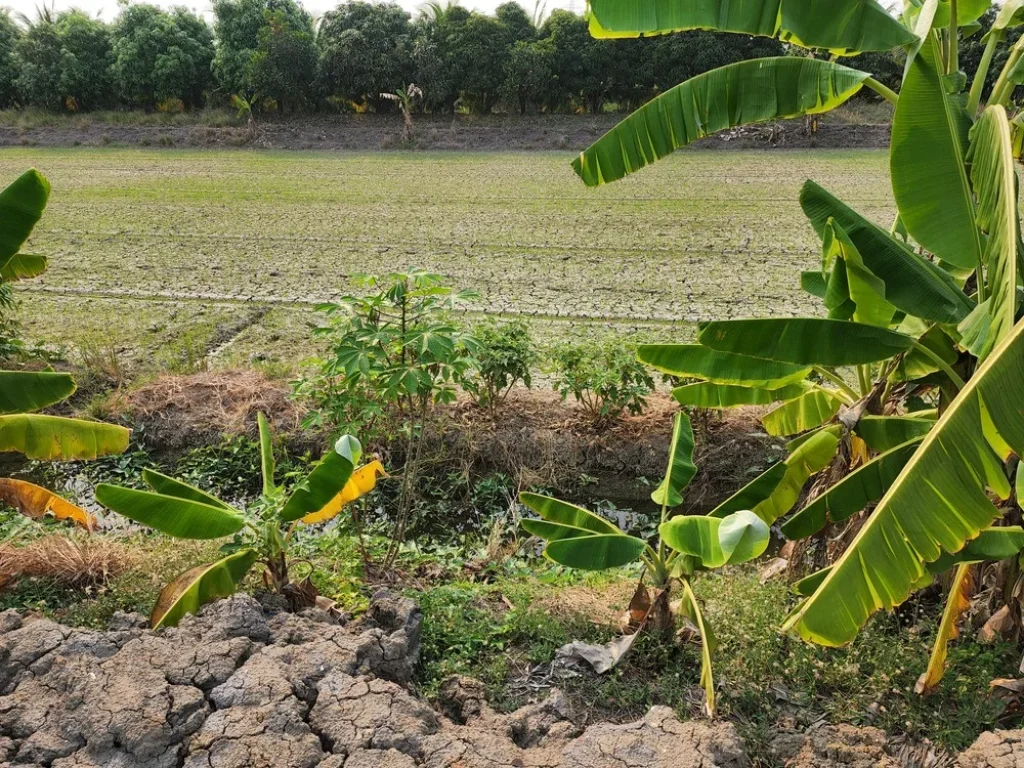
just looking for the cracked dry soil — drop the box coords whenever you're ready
[0,591,1017,768]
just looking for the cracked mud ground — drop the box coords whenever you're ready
[0,592,1016,768]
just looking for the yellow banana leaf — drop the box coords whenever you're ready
[302,460,387,524]
[0,477,95,530]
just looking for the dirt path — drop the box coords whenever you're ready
[0,114,890,152]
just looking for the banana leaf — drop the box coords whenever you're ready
[895,326,959,381]
[891,34,983,271]
[302,461,387,524]
[786,424,842,452]
[636,344,810,388]
[587,0,916,55]
[257,412,277,496]
[801,270,828,299]
[707,462,790,519]
[761,389,843,437]
[784,318,1024,647]
[854,414,935,451]
[780,438,924,539]
[698,318,914,366]
[0,371,76,414]
[0,169,50,262]
[142,469,236,511]
[794,526,1024,597]
[0,413,131,460]
[520,493,646,570]
[928,526,1024,572]
[672,382,808,409]
[821,220,897,327]
[279,434,361,522]
[915,563,973,695]
[151,549,259,629]
[661,510,770,568]
[800,182,973,325]
[573,58,869,186]
[95,484,246,540]
[990,0,1024,32]
[0,477,94,529]
[651,411,697,508]
[930,0,994,26]
[0,254,47,281]
[751,430,839,525]
[967,105,1019,360]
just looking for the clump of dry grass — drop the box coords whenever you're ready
[100,369,306,450]
[0,535,133,589]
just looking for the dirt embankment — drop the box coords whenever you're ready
[0,593,1011,767]
[0,113,890,152]
[101,370,780,509]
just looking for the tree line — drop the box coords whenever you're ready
[0,0,786,115]
[0,0,1014,116]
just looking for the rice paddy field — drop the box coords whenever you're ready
[4,147,894,372]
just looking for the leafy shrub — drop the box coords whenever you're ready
[296,270,478,566]
[297,270,478,437]
[466,318,535,412]
[549,336,654,421]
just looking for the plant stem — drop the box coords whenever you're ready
[681,577,715,717]
[857,364,872,397]
[967,29,1002,113]
[810,382,854,406]
[864,77,899,105]
[657,501,668,562]
[947,0,959,75]
[812,366,860,402]
[989,34,1024,106]
[643,546,668,586]
[911,340,966,391]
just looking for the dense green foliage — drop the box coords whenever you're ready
[0,0,791,114]
[317,1,413,110]
[14,9,114,111]
[111,4,214,109]
[0,12,20,109]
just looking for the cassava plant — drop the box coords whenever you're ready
[466,318,536,414]
[573,0,1024,691]
[298,270,477,568]
[95,413,386,628]
[549,335,654,422]
[520,411,770,716]
[1,168,130,534]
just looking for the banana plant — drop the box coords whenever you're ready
[573,0,1024,690]
[520,410,769,716]
[96,413,386,628]
[0,169,130,534]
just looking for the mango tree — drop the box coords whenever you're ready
[0,169,131,533]
[96,413,386,627]
[520,411,770,715]
[573,0,1024,691]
